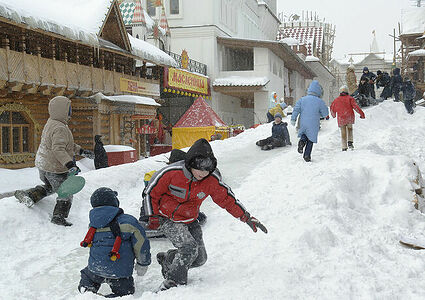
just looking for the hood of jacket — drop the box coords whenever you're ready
[89,206,120,228]
[95,135,103,144]
[48,96,71,124]
[307,80,323,98]
[393,68,400,76]
[185,138,217,173]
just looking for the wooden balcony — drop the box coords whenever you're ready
[0,48,159,98]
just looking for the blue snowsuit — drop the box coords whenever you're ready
[291,81,328,160]
[79,190,151,297]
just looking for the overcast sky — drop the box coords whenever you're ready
[277,0,414,59]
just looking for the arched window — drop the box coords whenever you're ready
[0,111,31,154]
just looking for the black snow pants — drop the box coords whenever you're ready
[159,217,207,285]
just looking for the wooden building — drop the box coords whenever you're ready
[399,7,425,97]
[0,0,176,168]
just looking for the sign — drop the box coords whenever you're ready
[131,114,155,120]
[181,50,189,70]
[164,67,210,96]
[137,125,157,135]
[120,78,160,97]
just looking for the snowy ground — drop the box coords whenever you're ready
[1,101,425,299]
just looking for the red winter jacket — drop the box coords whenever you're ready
[143,162,246,223]
[330,93,365,126]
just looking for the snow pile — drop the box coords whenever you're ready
[213,76,269,87]
[401,7,425,35]
[0,101,425,299]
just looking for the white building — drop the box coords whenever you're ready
[152,0,315,126]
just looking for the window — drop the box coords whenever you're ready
[222,47,254,71]
[170,0,179,15]
[0,111,31,154]
[147,1,156,17]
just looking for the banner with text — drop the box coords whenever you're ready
[163,67,210,97]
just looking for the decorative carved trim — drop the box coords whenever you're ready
[0,153,35,164]
[0,103,41,133]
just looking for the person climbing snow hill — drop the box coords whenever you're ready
[330,85,365,151]
[291,80,329,162]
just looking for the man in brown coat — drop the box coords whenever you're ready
[345,66,357,95]
[15,96,94,226]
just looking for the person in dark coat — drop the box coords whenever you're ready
[256,113,291,150]
[142,138,267,291]
[78,187,151,297]
[376,70,392,100]
[361,67,377,99]
[401,78,416,114]
[94,135,109,169]
[391,67,403,102]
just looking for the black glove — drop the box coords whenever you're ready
[240,212,268,233]
[65,161,81,175]
[80,149,95,159]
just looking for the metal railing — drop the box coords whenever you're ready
[166,51,207,75]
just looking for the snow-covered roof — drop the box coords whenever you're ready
[213,76,269,87]
[128,34,177,67]
[104,145,135,152]
[90,92,160,106]
[409,49,425,57]
[401,7,425,35]
[0,0,111,46]
[305,55,320,62]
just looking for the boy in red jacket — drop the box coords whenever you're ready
[330,85,365,151]
[142,138,267,291]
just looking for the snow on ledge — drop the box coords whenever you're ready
[409,49,425,57]
[104,145,135,153]
[305,55,321,62]
[90,92,160,106]
[281,37,299,46]
[213,76,269,87]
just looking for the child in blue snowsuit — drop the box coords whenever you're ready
[78,187,151,297]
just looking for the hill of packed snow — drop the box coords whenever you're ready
[0,101,425,299]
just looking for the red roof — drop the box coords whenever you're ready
[277,26,323,56]
[174,97,227,128]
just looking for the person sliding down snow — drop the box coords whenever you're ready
[256,113,291,150]
[14,96,94,226]
[140,149,207,236]
[142,138,267,291]
[78,187,151,298]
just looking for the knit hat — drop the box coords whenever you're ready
[90,187,119,208]
[339,85,349,94]
[363,66,369,72]
[190,156,215,171]
[274,113,282,120]
[376,70,382,75]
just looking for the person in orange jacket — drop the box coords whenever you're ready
[330,85,365,151]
